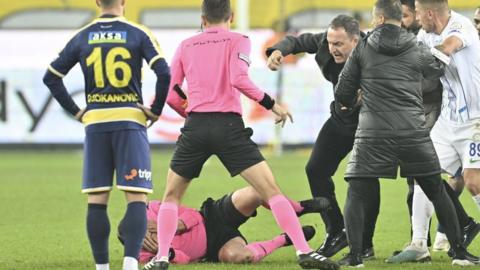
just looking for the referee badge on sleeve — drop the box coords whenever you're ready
[238,53,251,66]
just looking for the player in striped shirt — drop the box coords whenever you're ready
[43,1,170,269]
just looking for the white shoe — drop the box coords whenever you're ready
[385,240,431,263]
[433,232,450,252]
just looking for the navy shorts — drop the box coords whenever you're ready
[82,129,152,194]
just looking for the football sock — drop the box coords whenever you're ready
[473,194,480,211]
[268,195,312,254]
[435,231,448,243]
[122,256,138,270]
[156,202,178,260]
[122,202,147,259]
[246,235,287,263]
[87,204,110,264]
[412,185,434,242]
[262,197,304,214]
[416,174,463,251]
[95,264,109,270]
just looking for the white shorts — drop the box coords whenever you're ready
[430,117,480,176]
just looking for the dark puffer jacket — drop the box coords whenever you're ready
[335,24,444,179]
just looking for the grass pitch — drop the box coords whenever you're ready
[0,149,478,270]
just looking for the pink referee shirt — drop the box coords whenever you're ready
[139,201,207,264]
[167,26,266,117]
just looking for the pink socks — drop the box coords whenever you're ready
[268,195,312,254]
[156,202,178,260]
[262,197,304,214]
[246,235,287,262]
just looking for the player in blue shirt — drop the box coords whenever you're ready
[42,1,170,269]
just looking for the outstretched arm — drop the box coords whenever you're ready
[434,36,464,56]
[266,32,324,70]
[266,32,323,57]
[231,36,293,126]
[429,22,472,65]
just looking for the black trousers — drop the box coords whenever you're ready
[306,117,378,247]
[406,177,431,246]
[407,178,471,237]
[345,174,464,255]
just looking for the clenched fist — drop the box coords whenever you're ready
[267,50,284,71]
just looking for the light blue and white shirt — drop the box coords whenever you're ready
[417,11,480,123]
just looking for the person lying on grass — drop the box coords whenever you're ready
[118,186,329,267]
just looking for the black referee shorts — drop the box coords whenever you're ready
[199,194,254,262]
[170,112,265,180]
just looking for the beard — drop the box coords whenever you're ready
[406,22,422,35]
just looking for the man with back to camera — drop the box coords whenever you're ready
[42,0,171,269]
[386,0,480,263]
[265,15,378,260]
[334,0,479,267]
[149,1,340,270]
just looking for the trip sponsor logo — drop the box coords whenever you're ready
[124,168,152,181]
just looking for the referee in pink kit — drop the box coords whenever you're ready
[146,1,340,270]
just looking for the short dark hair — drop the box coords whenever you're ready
[329,15,360,38]
[202,0,232,24]
[400,0,415,12]
[415,0,449,12]
[416,0,448,5]
[375,0,403,21]
[99,0,119,8]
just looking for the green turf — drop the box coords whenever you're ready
[0,150,478,270]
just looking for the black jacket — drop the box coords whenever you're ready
[266,31,366,132]
[335,24,444,138]
[408,27,442,128]
[335,24,444,178]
